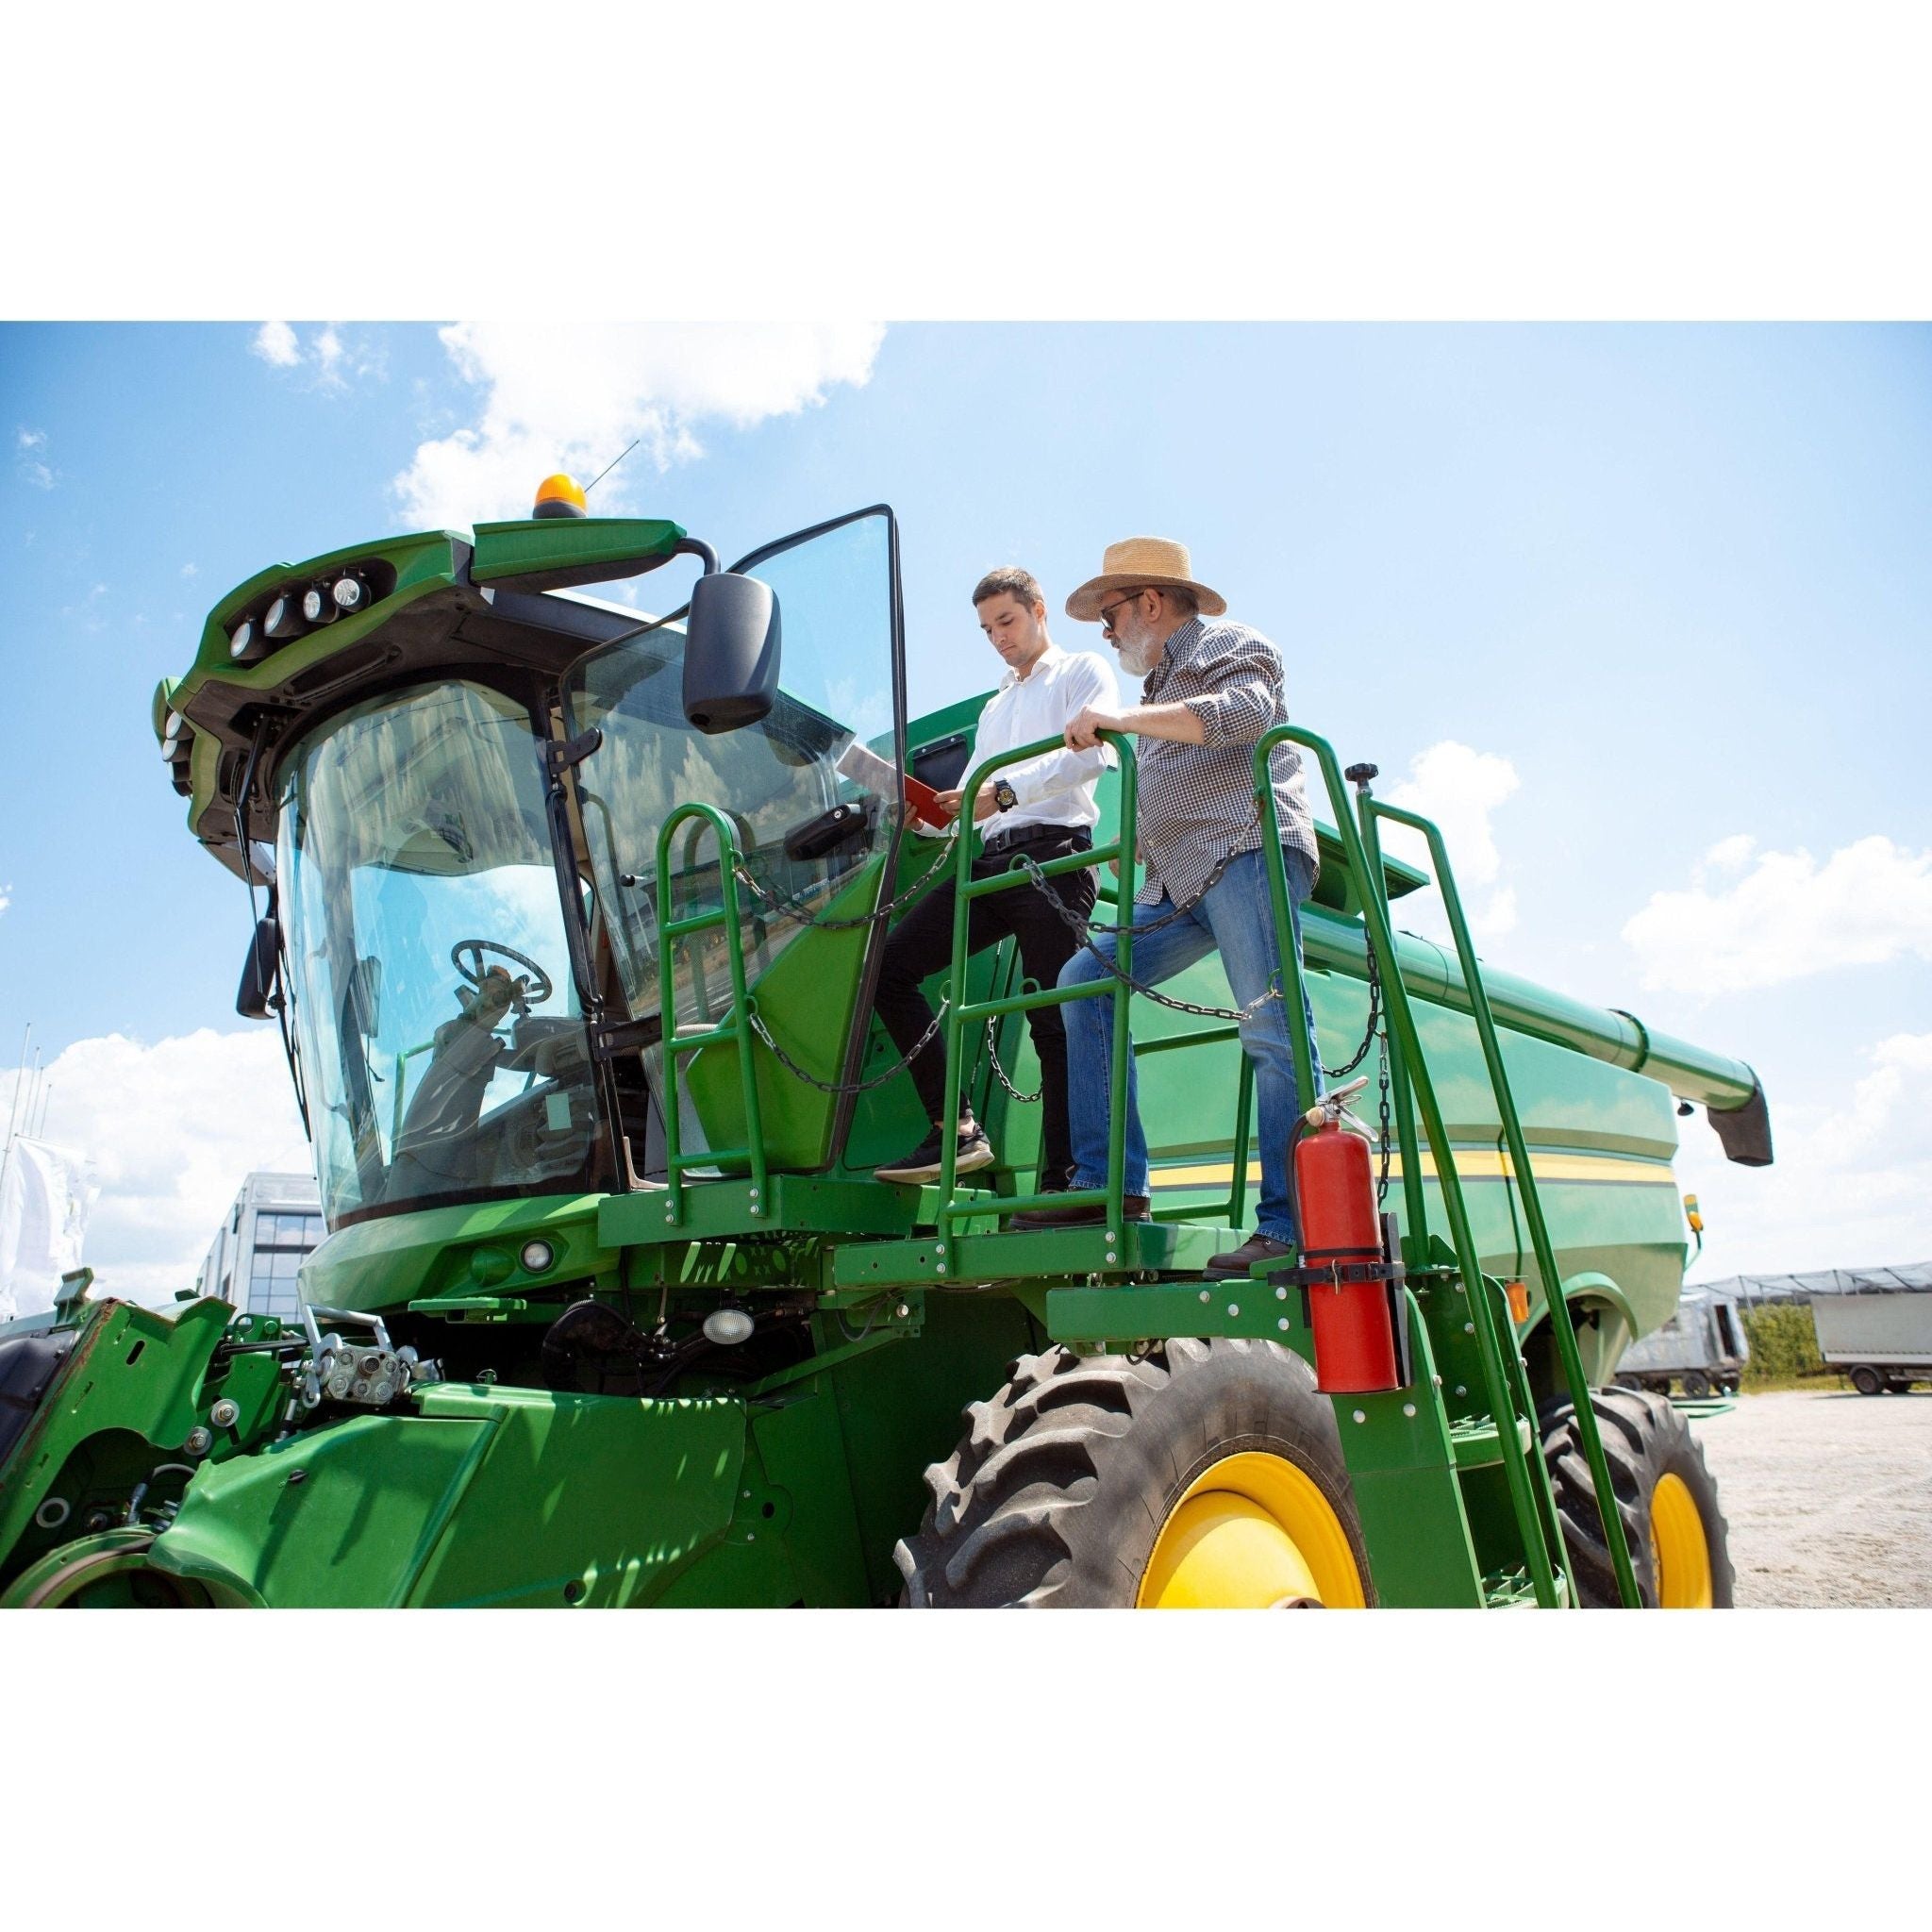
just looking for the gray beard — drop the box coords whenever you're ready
[1117,634,1163,678]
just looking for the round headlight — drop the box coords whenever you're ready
[263,594,305,641]
[702,1307,755,1347]
[331,575,368,613]
[229,617,258,660]
[301,586,338,625]
[520,1240,555,1274]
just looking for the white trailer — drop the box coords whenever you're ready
[1810,1292,1932,1395]
[1615,1289,1751,1397]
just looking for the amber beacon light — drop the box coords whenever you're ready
[532,473,589,519]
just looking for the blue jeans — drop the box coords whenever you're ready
[1058,846,1321,1242]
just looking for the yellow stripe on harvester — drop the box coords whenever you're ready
[1150,1147,1678,1191]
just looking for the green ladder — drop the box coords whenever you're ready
[653,801,771,1229]
[1256,724,1641,1609]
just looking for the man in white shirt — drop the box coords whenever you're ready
[874,567,1119,1189]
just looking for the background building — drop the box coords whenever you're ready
[195,1171,323,1321]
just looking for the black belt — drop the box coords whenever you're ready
[980,823,1091,857]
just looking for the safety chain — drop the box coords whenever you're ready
[748,998,951,1096]
[1374,1030,1394,1208]
[1012,843,1398,1087]
[1323,924,1383,1080]
[1012,846,1243,942]
[1009,851,1277,1024]
[981,1016,1041,1104]
[729,834,955,933]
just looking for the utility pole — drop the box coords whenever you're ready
[0,1025,33,1195]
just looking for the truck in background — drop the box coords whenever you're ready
[1811,1293,1932,1395]
[1615,1285,1751,1397]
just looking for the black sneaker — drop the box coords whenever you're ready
[875,1123,995,1185]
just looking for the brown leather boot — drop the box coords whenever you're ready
[1202,1232,1294,1280]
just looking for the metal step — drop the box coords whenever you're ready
[1483,1563,1570,1609]
[834,1218,1238,1291]
[1448,1410,1534,1470]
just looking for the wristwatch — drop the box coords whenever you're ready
[992,779,1018,813]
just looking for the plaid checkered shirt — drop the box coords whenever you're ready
[1132,615,1319,906]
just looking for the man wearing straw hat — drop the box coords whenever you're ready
[1008,538,1322,1282]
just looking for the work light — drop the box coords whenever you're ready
[229,617,259,660]
[301,586,338,625]
[330,575,369,613]
[263,594,306,641]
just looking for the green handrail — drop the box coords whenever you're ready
[1369,792,1641,1608]
[935,732,1138,1232]
[1251,724,1567,1609]
[654,802,769,1228]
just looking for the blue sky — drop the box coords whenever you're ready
[3,322,1928,1290]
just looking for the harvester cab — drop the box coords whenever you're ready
[0,483,1774,1610]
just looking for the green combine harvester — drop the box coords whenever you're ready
[0,491,1774,1608]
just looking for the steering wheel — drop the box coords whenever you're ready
[450,939,554,1007]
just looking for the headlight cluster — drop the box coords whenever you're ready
[158,706,194,794]
[228,571,375,661]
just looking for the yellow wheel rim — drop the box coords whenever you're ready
[1137,1451,1368,1608]
[1649,1473,1714,1609]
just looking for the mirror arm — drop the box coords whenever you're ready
[674,536,721,575]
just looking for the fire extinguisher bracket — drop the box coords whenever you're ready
[1280,1257,1406,1290]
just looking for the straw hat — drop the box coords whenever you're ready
[1065,536,1225,622]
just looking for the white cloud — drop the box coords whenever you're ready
[1383,740,1522,938]
[1623,834,1932,994]
[251,320,302,367]
[1680,1031,1932,1278]
[391,321,887,529]
[14,425,54,490]
[314,325,346,388]
[180,561,197,578]
[0,883,10,916]
[6,1030,309,1306]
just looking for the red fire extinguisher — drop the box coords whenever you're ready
[1294,1080,1404,1393]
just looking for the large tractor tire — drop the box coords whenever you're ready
[895,1338,1374,1607]
[1541,1387,1734,1607]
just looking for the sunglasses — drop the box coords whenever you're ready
[1099,591,1145,635]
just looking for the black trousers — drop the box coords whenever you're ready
[873,824,1097,1190]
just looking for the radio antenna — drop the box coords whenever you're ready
[583,437,641,496]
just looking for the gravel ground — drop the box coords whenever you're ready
[1688,1389,1932,1607]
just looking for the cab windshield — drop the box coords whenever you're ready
[277,680,605,1224]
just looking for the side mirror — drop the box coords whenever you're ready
[237,916,281,1020]
[682,572,779,734]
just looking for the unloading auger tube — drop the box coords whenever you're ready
[1307,895,1770,1161]
[954,735,1768,1164]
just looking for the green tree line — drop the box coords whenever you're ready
[1741,1304,1829,1387]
